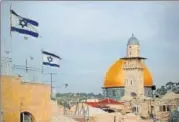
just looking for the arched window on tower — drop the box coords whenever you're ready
[131,80,132,85]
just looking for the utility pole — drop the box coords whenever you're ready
[50,73,53,99]
[49,73,57,100]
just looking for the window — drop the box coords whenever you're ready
[134,106,139,114]
[107,91,112,97]
[151,106,154,110]
[160,105,170,112]
[163,105,166,111]
[112,90,116,96]
[131,80,132,85]
[160,105,168,112]
[166,105,170,111]
[21,112,34,122]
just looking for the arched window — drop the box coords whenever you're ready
[21,112,35,122]
[112,90,116,96]
[131,80,132,85]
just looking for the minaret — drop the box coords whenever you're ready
[127,33,140,57]
[122,34,145,97]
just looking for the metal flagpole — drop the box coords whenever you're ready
[41,49,44,82]
[0,4,12,122]
[9,4,14,77]
[10,5,12,39]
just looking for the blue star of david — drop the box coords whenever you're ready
[19,19,28,28]
[47,56,53,63]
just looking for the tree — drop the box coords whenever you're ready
[156,81,179,96]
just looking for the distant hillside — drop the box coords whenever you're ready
[55,92,104,106]
[56,92,104,100]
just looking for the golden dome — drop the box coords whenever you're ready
[103,59,153,88]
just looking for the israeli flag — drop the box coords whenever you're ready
[42,51,61,68]
[10,9,39,38]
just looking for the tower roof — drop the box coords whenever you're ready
[127,33,140,45]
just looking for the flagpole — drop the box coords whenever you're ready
[9,4,12,58]
[9,4,13,77]
[0,4,12,121]
[9,4,12,39]
[41,49,44,82]
[0,5,13,122]
[50,73,53,99]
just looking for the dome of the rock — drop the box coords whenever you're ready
[102,34,155,100]
[103,59,153,88]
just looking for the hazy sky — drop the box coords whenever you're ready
[1,1,179,93]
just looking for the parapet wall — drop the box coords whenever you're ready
[1,75,52,122]
[1,76,21,122]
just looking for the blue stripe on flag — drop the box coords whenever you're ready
[10,10,39,26]
[42,51,61,59]
[11,27,39,37]
[23,18,39,26]
[43,62,60,67]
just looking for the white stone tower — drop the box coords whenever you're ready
[122,34,146,97]
[127,33,140,57]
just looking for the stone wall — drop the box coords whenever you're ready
[1,75,53,122]
[20,82,51,122]
[1,76,21,122]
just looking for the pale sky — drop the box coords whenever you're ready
[1,1,179,93]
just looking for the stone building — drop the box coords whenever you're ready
[1,75,56,122]
[153,91,179,121]
[103,34,155,100]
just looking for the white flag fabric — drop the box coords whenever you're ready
[42,51,61,68]
[10,9,39,38]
